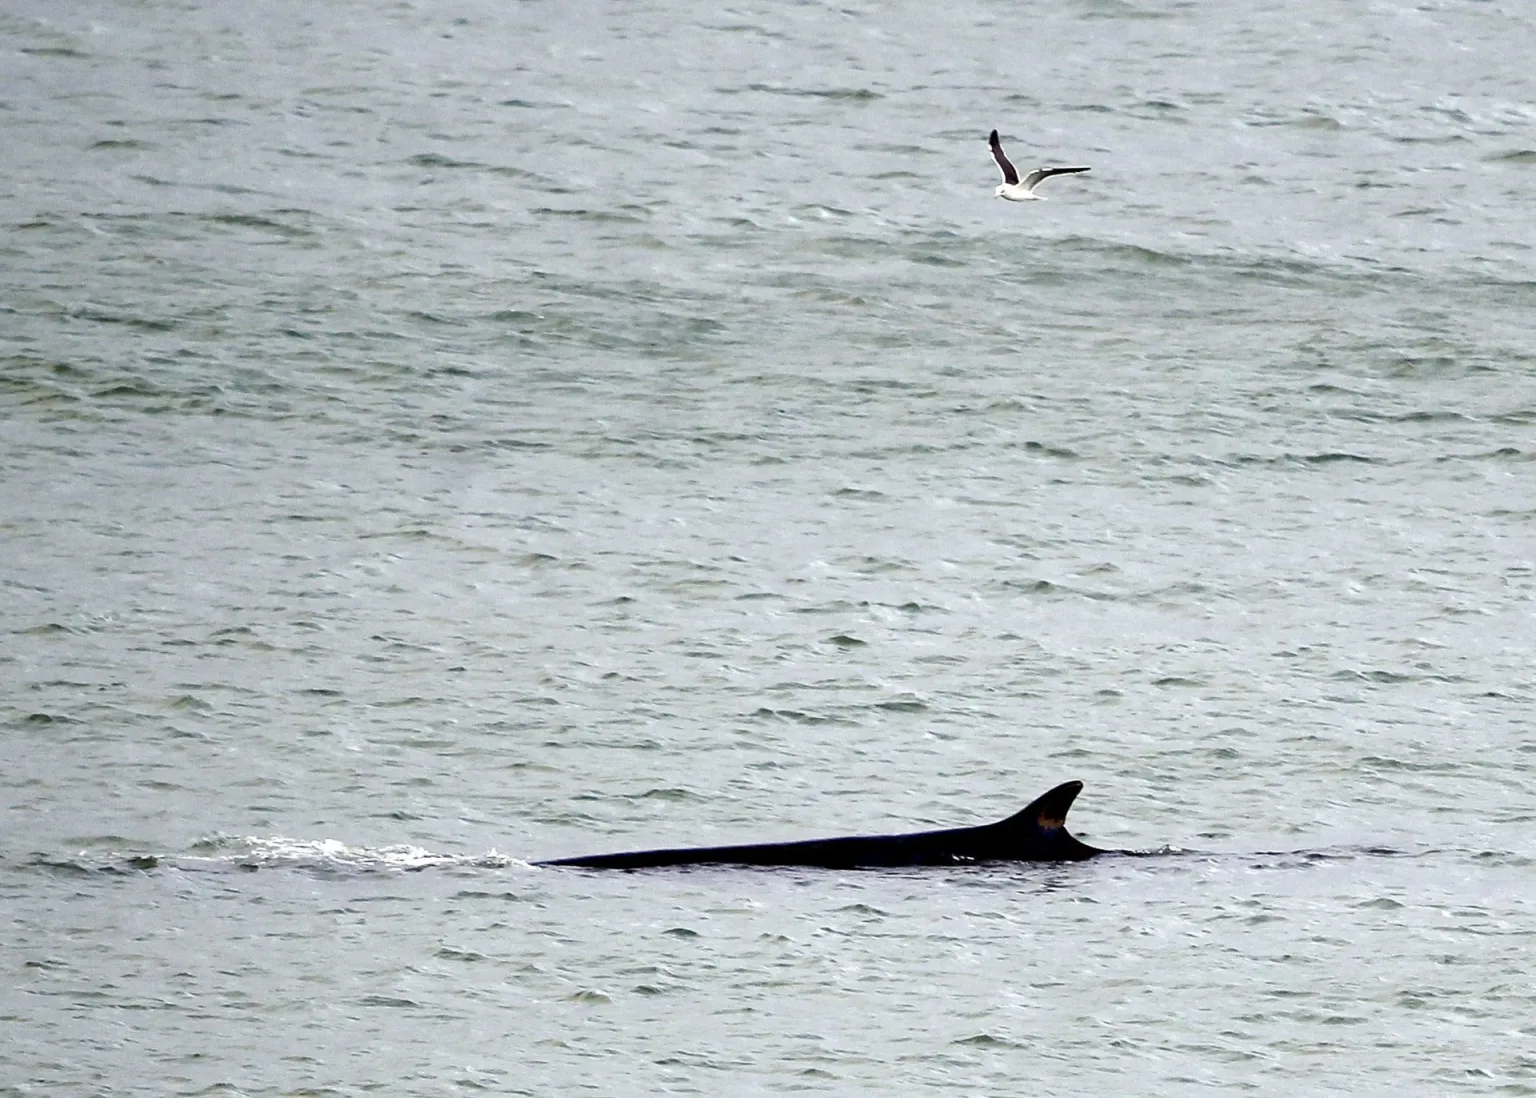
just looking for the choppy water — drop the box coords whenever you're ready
[3,0,1535,1094]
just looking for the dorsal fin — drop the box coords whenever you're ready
[992,780,1102,860]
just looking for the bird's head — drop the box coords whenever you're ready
[993,184,1008,199]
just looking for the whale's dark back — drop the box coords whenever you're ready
[537,780,1102,870]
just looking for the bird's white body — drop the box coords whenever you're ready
[995,180,1049,201]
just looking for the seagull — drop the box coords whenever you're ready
[989,129,1090,201]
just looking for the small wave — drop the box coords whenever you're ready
[1057,236,1193,268]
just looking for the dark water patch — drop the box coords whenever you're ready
[451,891,528,902]
[408,152,484,169]
[751,708,849,726]
[1016,439,1080,460]
[874,697,928,713]
[796,203,855,219]
[1127,99,1190,121]
[22,958,70,971]
[1245,111,1343,131]
[954,1033,1026,1049]
[405,309,466,327]
[1359,755,1463,774]
[486,165,546,183]
[624,787,706,803]
[26,853,158,878]
[1224,451,1380,468]
[203,212,318,241]
[1074,0,1175,20]
[486,308,556,333]
[496,98,572,110]
[18,712,81,726]
[836,903,888,917]
[71,309,176,333]
[1390,133,1471,147]
[1438,447,1529,463]
[1137,580,1213,601]
[732,84,881,101]
[89,138,153,151]
[1233,256,1356,288]
[516,552,561,568]
[436,947,487,962]
[686,429,774,448]
[1472,851,1533,867]
[16,622,82,636]
[531,207,650,224]
[1305,382,1366,396]
[1384,353,1501,379]
[999,578,1119,602]
[1058,236,1194,268]
[1486,149,1536,164]
[1355,896,1405,911]
[702,21,787,38]
[858,141,931,159]
[20,46,88,58]
[1057,235,1397,293]
[130,172,261,193]
[906,250,965,268]
[1343,408,1471,424]
[475,435,556,452]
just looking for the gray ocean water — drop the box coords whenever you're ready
[3,0,1535,1094]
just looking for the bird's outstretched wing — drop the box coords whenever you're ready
[988,129,1019,186]
[1021,166,1091,192]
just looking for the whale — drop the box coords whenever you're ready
[536,780,1103,869]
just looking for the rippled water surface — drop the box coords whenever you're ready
[3,0,1535,1094]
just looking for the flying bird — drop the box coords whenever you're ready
[989,129,1090,201]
